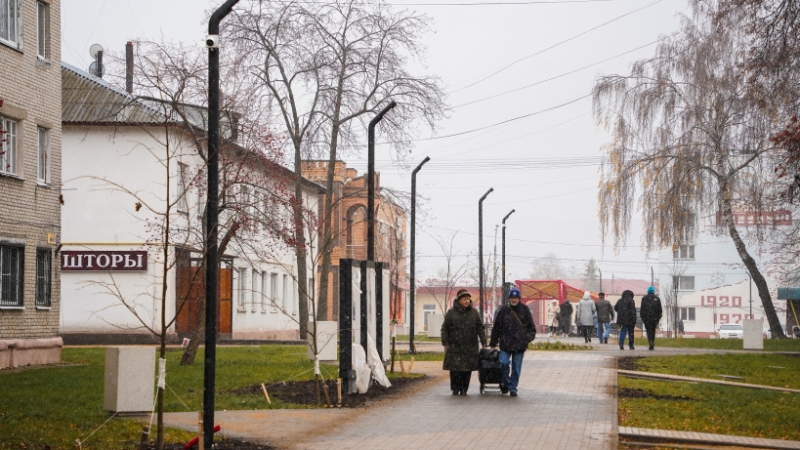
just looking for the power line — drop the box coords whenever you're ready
[449,0,664,93]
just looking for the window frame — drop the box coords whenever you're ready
[270,272,279,313]
[1,116,18,176]
[673,275,696,291]
[672,244,695,260]
[37,127,50,183]
[250,269,258,312]
[236,267,247,311]
[0,243,24,308]
[680,307,695,321]
[0,0,22,49]
[36,1,48,59]
[35,248,51,307]
[176,162,188,212]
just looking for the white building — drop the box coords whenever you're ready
[60,62,323,343]
[658,210,790,337]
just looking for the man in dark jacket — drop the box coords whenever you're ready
[442,289,486,395]
[615,290,637,350]
[558,299,573,337]
[490,288,536,397]
[640,286,663,350]
[595,292,614,344]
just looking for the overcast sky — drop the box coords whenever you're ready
[61,0,691,286]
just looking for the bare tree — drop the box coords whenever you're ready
[592,6,787,338]
[420,233,471,315]
[530,252,573,280]
[230,0,446,325]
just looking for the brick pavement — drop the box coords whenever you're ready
[160,351,618,449]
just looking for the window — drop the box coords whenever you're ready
[236,268,247,309]
[35,248,51,307]
[0,0,21,48]
[270,273,279,312]
[261,271,268,312]
[282,274,289,311]
[680,307,695,321]
[36,1,48,58]
[251,269,258,312]
[673,275,695,291]
[1,116,17,175]
[0,244,24,307]
[176,163,188,211]
[672,245,695,260]
[37,127,50,183]
[423,304,436,331]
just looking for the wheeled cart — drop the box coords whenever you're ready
[478,347,503,394]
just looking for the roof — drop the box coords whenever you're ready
[558,278,657,296]
[415,285,502,297]
[62,62,165,125]
[515,279,596,302]
[60,62,325,194]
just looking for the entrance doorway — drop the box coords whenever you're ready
[175,249,233,337]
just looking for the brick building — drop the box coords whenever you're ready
[0,0,62,363]
[301,161,409,329]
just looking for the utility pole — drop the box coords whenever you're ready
[478,188,493,321]
[492,225,499,319]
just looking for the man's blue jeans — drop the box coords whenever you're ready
[597,322,610,341]
[499,350,525,394]
[618,323,635,348]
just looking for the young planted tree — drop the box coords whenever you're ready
[421,233,472,315]
[592,6,787,338]
[230,0,446,327]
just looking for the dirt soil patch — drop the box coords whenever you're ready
[226,376,427,408]
[618,356,644,371]
[618,387,694,401]
[161,437,274,450]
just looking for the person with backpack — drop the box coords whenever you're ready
[441,289,487,395]
[615,289,637,350]
[640,286,663,350]
[490,288,536,397]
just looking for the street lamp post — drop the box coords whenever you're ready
[205,0,239,445]
[367,101,397,261]
[597,267,602,293]
[409,156,430,353]
[478,188,494,320]
[501,209,515,305]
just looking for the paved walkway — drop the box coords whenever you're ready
[162,351,618,449]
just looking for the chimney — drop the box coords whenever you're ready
[125,41,133,94]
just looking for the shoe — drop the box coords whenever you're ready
[629,346,635,350]
[619,345,624,350]
[510,392,518,397]
[588,338,592,343]
[461,390,468,395]
[452,390,459,395]
[500,385,509,394]
[604,338,608,344]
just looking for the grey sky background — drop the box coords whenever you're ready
[61,0,692,286]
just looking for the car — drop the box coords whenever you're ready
[718,324,744,339]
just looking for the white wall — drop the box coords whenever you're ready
[61,125,320,339]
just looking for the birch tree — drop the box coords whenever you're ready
[229,0,446,328]
[592,7,787,337]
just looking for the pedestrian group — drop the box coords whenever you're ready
[441,286,662,395]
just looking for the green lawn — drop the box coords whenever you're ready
[619,353,800,440]
[633,336,800,351]
[0,345,346,449]
[395,334,439,342]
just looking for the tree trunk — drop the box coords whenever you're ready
[318,120,343,323]
[720,181,786,338]
[180,303,205,365]
[294,146,310,339]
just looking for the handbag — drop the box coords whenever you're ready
[510,308,536,343]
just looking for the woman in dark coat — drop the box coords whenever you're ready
[441,289,486,395]
[559,300,574,337]
[615,289,638,350]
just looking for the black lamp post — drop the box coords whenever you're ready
[367,101,397,261]
[205,0,239,445]
[501,209,515,305]
[478,188,494,320]
[409,156,429,353]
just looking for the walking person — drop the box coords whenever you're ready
[595,292,614,344]
[678,318,685,337]
[441,289,487,395]
[640,286,663,350]
[490,288,536,397]
[559,299,573,337]
[615,289,637,350]
[546,300,560,337]
[575,291,597,343]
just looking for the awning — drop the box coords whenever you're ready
[515,279,597,303]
